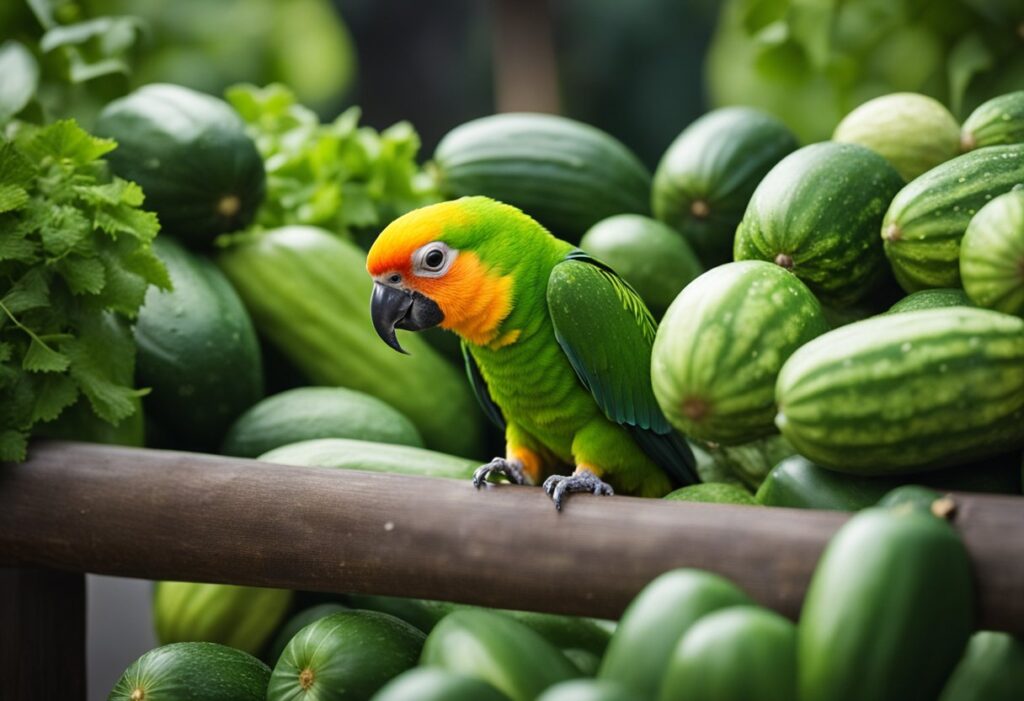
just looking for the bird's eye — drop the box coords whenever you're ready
[424,249,445,269]
[389,273,401,284]
[413,242,456,277]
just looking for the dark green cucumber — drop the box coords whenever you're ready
[882,143,1024,291]
[887,288,972,313]
[537,680,635,701]
[799,508,974,701]
[266,603,348,666]
[431,113,651,241]
[135,236,263,450]
[258,438,478,479]
[371,668,512,701]
[664,483,757,505]
[598,569,751,698]
[734,142,904,307]
[268,610,425,701]
[420,609,579,701]
[345,595,460,634]
[651,107,798,267]
[659,606,796,701]
[222,387,423,458]
[497,610,611,658]
[775,308,1024,474]
[960,189,1024,317]
[94,84,265,247]
[579,214,702,318]
[561,649,602,677]
[697,434,796,490]
[876,485,947,515]
[108,642,270,701]
[962,91,1024,150]
[939,631,1024,701]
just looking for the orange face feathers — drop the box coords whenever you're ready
[366,200,469,278]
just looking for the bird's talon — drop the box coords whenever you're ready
[472,457,526,488]
[543,470,614,510]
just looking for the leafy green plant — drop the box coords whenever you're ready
[0,119,168,460]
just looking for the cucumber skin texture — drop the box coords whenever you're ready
[664,483,757,505]
[221,387,423,458]
[659,607,796,701]
[135,236,263,451]
[153,581,293,656]
[267,603,349,666]
[108,642,270,701]
[217,226,483,458]
[432,113,651,241]
[258,438,478,479]
[775,307,1024,474]
[269,610,425,701]
[962,90,1024,149]
[875,485,944,513]
[94,84,265,247]
[579,214,703,319]
[371,668,512,701]
[938,631,1024,701]
[882,143,1024,291]
[734,142,904,307]
[652,261,829,445]
[537,679,635,701]
[799,509,973,701]
[960,189,1024,316]
[420,609,580,701]
[652,107,798,267]
[598,569,751,699]
[887,288,972,313]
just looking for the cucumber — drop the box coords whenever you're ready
[432,113,651,241]
[659,606,796,701]
[268,610,425,701]
[579,214,702,319]
[496,610,611,658]
[258,438,478,479]
[664,483,757,505]
[153,581,293,657]
[961,91,1024,150]
[697,434,796,490]
[882,143,1024,291]
[939,631,1024,701]
[345,595,460,634]
[876,485,947,515]
[222,387,423,458]
[734,142,904,307]
[420,609,579,701]
[135,236,263,450]
[960,189,1024,317]
[598,569,751,698]
[887,288,972,313]
[561,649,602,677]
[108,642,270,701]
[217,225,483,458]
[651,107,798,267]
[799,508,974,701]
[267,603,348,666]
[371,668,512,701]
[775,308,1024,473]
[537,680,635,701]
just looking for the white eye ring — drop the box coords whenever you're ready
[412,242,456,278]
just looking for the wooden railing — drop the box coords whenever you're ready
[1,441,1023,700]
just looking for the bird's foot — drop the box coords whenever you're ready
[472,457,527,488]
[542,469,614,511]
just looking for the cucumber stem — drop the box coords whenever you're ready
[131,689,145,701]
[774,253,794,269]
[883,224,901,242]
[690,199,710,218]
[299,667,316,690]
[217,194,241,218]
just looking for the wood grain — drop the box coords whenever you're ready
[0,441,1021,631]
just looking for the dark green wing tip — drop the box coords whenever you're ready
[629,426,699,487]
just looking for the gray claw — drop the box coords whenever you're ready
[541,470,614,511]
[472,457,526,489]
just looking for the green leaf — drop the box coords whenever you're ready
[96,248,149,315]
[0,342,12,363]
[57,256,106,295]
[0,231,38,263]
[67,56,131,83]
[40,17,144,53]
[75,179,145,207]
[18,120,117,165]
[0,142,37,188]
[23,337,70,373]
[30,374,78,423]
[0,184,29,213]
[0,41,40,124]
[2,270,50,314]
[94,203,160,241]
[0,429,28,462]
[40,204,91,255]
[948,33,994,118]
[66,314,139,424]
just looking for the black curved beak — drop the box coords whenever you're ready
[370,282,444,354]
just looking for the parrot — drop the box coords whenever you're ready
[366,196,697,509]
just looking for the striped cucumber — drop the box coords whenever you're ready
[887,288,972,313]
[939,631,1024,701]
[960,189,1024,316]
[961,90,1024,150]
[775,307,1024,474]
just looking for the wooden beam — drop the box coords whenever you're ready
[0,442,1022,632]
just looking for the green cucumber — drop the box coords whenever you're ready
[94,84,265,247]
[698,434,796,490]
[960,189,1024,316]
[218,225,483,458]
[651,107,798,267]
[222,387,423,458]
[497,610,611,658]
[833,93,961,181]
[267,603,348,666]
[420,609,580,701]
[887,288,972,313]
[561,649,602,678]
[876,485,947,514]
[598,569,751,698]
[537,680,635,701]
[664,483,757,505]
[371,668,512,701]
[153,581,292,656]
[775,308,1024,473]
[258,438,478,479]
[268,610,425,701]
[345,595,460,634]
[652,261,828,445]
[659,606,796,701]
[135,236,263,450]
[881,143,1024,291]
[579,214,702,318]
[432,113,651,241]
[961,91,1024,150]
[939,631,1024,701]
[108,642,270,701]
[734,142,904,307]
[799,508,974,701]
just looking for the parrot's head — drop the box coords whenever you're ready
[367,196,549,353]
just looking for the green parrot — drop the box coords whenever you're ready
[367,196,696,508]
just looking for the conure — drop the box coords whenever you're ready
[367,196,696,508]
